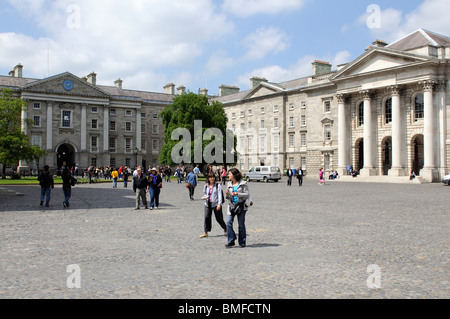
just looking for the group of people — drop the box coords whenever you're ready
[38,165,75,208]
[286,167,304,186]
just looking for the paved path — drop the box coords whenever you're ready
[0,178,448,299]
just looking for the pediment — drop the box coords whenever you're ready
[21,72,110,98]
[243,82,284,100]
[332,48,432,81]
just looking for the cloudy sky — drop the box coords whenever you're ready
[0,0,449,95]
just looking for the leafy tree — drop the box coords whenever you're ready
[0,89,46,178]
[159,92,237,169]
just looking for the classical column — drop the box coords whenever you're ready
[437,80,447,176]
[421,80,438,182]
[388,86,406,176]
[81,104,87,151]
[360,90,377,176]
[46,101,53,151]
[136,108,142,151]
[337,94,349,175]
[103,105,109,152]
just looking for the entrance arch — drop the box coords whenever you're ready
[411,134,424,175]
[381,136,392,176]
[56,143,75,169]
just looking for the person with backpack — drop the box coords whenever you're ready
[200,173,227,238]
[185,168,198,201]
[38,165,54,207]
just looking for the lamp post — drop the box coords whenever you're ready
[135,147,139,169]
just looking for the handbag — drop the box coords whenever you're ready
[185,182,190,188]
[229,201,245,217]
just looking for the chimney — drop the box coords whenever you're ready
[164,83,175,95]
[177,85,186,95]
[114,78,123,89]
[250,76,268,89]
[199,88,208,96]
[87,72,97,85]
[312,60,332,76]
[9,64,23,78]
[372,39,388,48]
[219,85,240,97]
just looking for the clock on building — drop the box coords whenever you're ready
[62,79,74,91]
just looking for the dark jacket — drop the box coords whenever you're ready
[38,171,54,189]
[148,174,162,189]
[61,169,72,189]
[133,174,148,192]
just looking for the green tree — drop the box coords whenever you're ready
[0,89,46,178]
[159,92,237,168]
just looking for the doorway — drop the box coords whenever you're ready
[411,135,424,175]
[57,144,75,169]
[381,137,392,175]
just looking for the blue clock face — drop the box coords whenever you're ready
[63,80,74,91]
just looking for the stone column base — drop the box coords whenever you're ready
[419,168,439,183]
[359,167,378,177]
[388,167,407,177]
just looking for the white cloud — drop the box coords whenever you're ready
[222,0,305,18]
[1,0,235,90]
[358,0,450,43]
[204,50,235,77]
[242,27,290,60]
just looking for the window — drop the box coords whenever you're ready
[248,109,252,116]
[273,105,279,112]
[248,122,252,130]
[232,113,236,119]
[33,102,41,109]
[385,98,392,124]
[110,121,116,131]
[358,102,364,126]
[109,138,116,152]
[289,134,295,148]
[141,123,146,134]
[248,136,253,151]
[91,119,98,129]
[126,158,131,167]
[153,139,159,151]
[91,157,97,167]
[415,93,424,122]
[324,101,331,113]
[289,117,294,128]
[324,124,332,141]
[126,122,132,132]
[232,124,236,132]
[260,120,265,129]
[274,118,279,128]
[61,111,71,128]
[240,111,245,118]
[141,139,146,150]
[152,124,158,134]
[91,136,98,148]
[301,157,307,170]
[289,103,295,110]
[125,138,132,150]
[141,113,146,119]
[91,107,98,113]
[32,134,40,147]
[289,157,294,169]
[324,154,331,170]
[261,107,265,114]
[33,116,40,127]
[301,115,306,127]
[301,101,307,109]
[125,110,132,116]
[301,134,306,147]
[260,136,266,153]
[153,113,158,120]
[273,135,279,151]
[110,109,116,116]
[240,123,245,132]
[239,137,244,151]
[110,158,116,168]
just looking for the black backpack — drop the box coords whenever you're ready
[214,183,225,204]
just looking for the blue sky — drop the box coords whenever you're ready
[0,0,449,95]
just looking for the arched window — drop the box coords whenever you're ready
[414,93,424,122]
[358,102,364,126]
[385,98,392,124]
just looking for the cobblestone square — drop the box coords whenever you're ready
[0,178,448,299]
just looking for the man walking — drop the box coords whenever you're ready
[38,165,54,207]
[133,168,148,210]
[287,168,293,186]
[297,167,303,186]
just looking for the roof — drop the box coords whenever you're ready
[387,28,450,51]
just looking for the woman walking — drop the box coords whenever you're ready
[148,168,163,210]
[225,168,250,248]
[200,173,227,238]
[186,168,198,201]
[319,168,325,185]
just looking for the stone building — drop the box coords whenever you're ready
[0,68,177,174]
[213,29,450,182]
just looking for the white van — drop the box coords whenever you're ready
[245,166,282,183]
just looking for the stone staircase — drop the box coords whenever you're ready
[335,175,424,184]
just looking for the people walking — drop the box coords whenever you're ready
[319,168,325,185]
[38,165,54,207]
[297,167,303,186]
[111,168,119,188]
[148,168,163,210]
[61,167,72,208]
[186,168,198,201]
[133,168,148,210]
[221,167,227,185]
[225,168,250,248]
[200,173,227,238]
[287,168,294,186]
[123,167,129,188]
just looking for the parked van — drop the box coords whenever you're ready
[245,166,282,183]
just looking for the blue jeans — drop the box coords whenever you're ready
[40,187,51,206]
[149,187,160,208]
[226,210,247,247]
[63,188,71,207]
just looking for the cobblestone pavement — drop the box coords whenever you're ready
[0,177,448,299]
